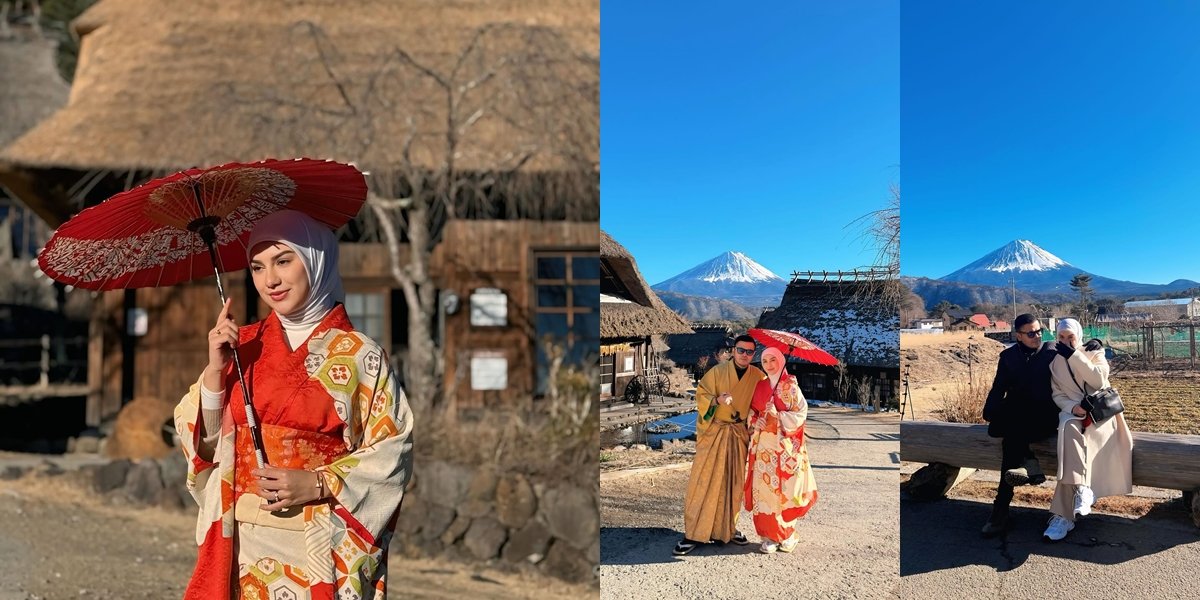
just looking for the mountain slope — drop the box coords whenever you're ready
[941,240,1199,296]
[657,291,759,322]
[653,251,788,308]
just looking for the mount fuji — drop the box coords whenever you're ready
[652,251,788,310]
[939,240,1199,296]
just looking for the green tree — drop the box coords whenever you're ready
[1069,273,1094,323]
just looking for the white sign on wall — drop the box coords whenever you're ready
[470,288,508,327]
[471,351,508,391]
[126,308,148,337]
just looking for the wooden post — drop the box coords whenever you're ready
[38,334,49,387]
[1192,324,1196,369]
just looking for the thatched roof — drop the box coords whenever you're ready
[757,279,899,369]
[601,230,691,339]
[0,32,69,149]
[0,0,597,174]
[665,325,732,366]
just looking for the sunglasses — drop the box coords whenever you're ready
[1017,329,1043,339]
[734,347,756,355]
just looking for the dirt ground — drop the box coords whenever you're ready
[900,332,1200,433]
[600,442,694,473]
[600,407,900,599]
[0,472,594,600]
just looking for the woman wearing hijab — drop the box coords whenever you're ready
[1043,318,1132,542]
[173,209,415,599]
[744,347,818,554]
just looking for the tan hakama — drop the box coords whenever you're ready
[683,360,764,542]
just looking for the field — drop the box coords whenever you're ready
[901,332,1200,434]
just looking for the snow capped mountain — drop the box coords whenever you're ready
[958,239,1068,274]
[938,240,1200,296]
[669,251,784,285]
[653,251,788,309]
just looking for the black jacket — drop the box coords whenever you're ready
[982,341,1059,440]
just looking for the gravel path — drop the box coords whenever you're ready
[599,407,900,599]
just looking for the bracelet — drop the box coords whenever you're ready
[315,471,325,499]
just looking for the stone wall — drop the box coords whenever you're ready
[393,459,599,584]
[53,450,599,585]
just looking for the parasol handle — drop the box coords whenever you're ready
[189,186,268,469]
[200,235,268,468]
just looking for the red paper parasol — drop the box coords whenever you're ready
[39,158,366,290]
[38,158,367,468]
[748,328,839,366]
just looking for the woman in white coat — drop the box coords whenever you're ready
[1043,318,1133,542]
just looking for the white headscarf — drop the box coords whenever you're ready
[247,210,344,345]
[1055,317,1083,349]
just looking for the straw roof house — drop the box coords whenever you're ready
[665,324,732,367]
[600,231,691,340]
[757,278,899,370]
[0,30,69,149]
[0,0,599,226]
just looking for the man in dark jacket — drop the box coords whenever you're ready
[980,314,1060,536]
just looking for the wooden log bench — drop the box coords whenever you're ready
[900,421,1200,526]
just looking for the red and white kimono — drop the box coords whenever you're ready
[174,305,414,599]
[744,373,817,543]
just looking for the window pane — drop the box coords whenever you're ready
[537,256,567,279]
[535,313,569,342]
[537,285,568,307]
[572,256,600,280]
[366,293,384,314]
[573,311,599,339]
[572,285,599,309]
[346,294,364,314]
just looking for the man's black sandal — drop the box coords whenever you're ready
[673,539,699,555]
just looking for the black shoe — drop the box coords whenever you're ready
[1003,458,1046,487]
[730,531,750,545]
[673,539,700,556]
[980,517,1008,538]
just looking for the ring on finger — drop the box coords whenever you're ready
[273,491,280,502]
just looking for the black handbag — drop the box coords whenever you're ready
[1064,360,1124,422]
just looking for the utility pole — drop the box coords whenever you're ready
[1011,276,1017,323]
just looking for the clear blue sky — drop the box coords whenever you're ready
[903,2,1200,284]
[600,2,899,286]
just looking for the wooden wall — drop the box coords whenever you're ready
[433,220,598,409]
[88,221,599,423]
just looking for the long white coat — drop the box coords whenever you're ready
[1048,348,1133,498]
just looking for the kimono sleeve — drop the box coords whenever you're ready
[317,344,415,545]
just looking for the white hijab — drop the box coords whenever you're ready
[1055,317,1084,349]
[247,209,344,348]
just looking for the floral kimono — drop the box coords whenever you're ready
[744,373,817,543]
[174,305,414,600]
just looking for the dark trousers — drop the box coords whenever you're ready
[991,436,1036,518]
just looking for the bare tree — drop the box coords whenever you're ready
[232,22,598,416]
[848,183,902,309]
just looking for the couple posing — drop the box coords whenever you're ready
[673,335,818,556]
[982,314,1133,542]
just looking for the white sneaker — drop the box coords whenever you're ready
[759,539,778,554]
[1043,515,1075,542]
[1074,485,1095,517]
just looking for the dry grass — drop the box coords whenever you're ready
[936,378,987,424]
[1109,373,1200,435]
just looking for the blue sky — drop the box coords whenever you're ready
[600,2,899,286]
[903,2,1200,283]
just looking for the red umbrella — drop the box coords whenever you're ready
[38,158,368,467]
[39,158,366,290]
[748,328,839,366]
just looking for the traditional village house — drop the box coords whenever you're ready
[599,231,691,403]
[0,0,599,426]
[756,270,900,407]
[665,324,733,379]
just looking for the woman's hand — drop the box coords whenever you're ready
[1071,404,1087,418]
[203,299,238,392]
[252,466,323,511]
[1055,341,1075,359]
